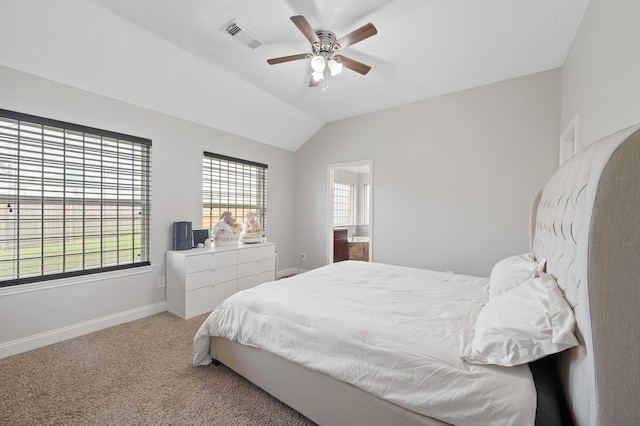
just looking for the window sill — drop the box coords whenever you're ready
[0,265,155,297]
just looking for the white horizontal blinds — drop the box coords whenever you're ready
[202,152,267,234]
[333,181,354,226]
[0,109,151,287]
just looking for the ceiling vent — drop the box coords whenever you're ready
[223,19,262,49]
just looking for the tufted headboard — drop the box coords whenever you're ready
[530,123,640,425]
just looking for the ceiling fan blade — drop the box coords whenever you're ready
[334,54,371,75]
[267,53,309,65]
[309,76,320,87]
[290,15,320,45]
[336,23,377,49]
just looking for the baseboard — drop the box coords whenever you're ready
[277,267,309,279]
[0,302,166,359]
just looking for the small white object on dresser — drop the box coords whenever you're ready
[166,242,276,319]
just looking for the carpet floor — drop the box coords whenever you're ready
[0,312,315,425]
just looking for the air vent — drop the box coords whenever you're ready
[223,19,262,49]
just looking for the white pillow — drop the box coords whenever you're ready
[488,253,545,299]
[462,271,579,366]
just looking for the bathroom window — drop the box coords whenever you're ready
[202,152,267,234]
[333,181,354,226]
[0,109,151,287]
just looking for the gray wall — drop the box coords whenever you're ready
[9,0,636,354]
[295,69,561,276]
[561,0,640,149]
[0,65,297,353]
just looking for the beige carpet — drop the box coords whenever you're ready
[0,312,315,425]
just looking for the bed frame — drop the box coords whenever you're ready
[211,124,640,425]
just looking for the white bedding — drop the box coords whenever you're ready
[193,261,536,425]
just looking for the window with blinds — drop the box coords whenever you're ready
[333,181,354,226]
[0,109,151,287]
[202,152,267,234]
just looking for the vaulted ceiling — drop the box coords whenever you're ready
[1,0,591,151]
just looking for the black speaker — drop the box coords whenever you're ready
[193,229,209,247]
[172,221,192,250]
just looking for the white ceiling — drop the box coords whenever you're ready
[8,1,591,151]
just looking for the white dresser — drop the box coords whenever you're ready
[166,242,276,319]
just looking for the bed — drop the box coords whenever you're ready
[193,123,640,425]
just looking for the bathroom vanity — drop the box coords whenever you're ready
[334,229,369,262]
[348,237,369,261]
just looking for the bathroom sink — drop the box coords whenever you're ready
[348,236,369,243]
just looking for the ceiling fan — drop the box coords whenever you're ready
[267,15,377,90]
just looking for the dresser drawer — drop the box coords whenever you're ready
[185,264,237,291]
[184,280,237,319]
[184,250,237,273]
[238,257,274,278]
[238,245,275,263]
[237,270,275,292]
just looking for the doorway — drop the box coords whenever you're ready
[327,160,373,264]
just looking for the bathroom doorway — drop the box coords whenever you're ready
[327,160,373,264]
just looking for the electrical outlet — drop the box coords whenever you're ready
[301,253,306,261]
[156,276,166,288]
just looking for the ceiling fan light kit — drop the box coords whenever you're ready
[328,59,343,76]
[267,15,377,91]
[310,55,326,72]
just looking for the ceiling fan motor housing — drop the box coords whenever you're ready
[313,30,338,55]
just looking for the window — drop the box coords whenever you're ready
[0,109,151,287]
[333,181,354,226]
[202,152,267,233]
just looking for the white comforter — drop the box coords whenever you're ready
[193,261,536,425]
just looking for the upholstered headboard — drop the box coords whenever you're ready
[530,123,640,426]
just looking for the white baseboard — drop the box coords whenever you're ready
[0,302,166,360]
[277,267,308,279]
